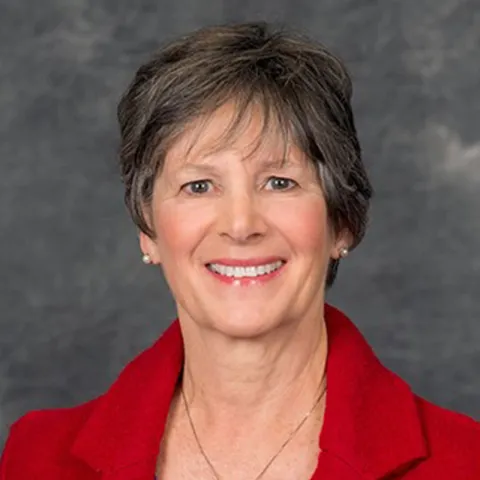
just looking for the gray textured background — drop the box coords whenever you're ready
[1,0,479,448]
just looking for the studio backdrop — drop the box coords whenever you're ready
[1,0,479,448]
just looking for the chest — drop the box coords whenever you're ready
[156,448,321,480]
[155,417,322,480]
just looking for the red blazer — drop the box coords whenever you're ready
[1,304,479,479]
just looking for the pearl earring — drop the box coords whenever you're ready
[142,253,152,265]
[339,247,349,258]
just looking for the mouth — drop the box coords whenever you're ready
[204,258,287,284]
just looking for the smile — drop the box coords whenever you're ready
[207,260,284,278]
[205,259,287,286]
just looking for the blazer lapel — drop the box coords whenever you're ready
[317,304,428,478]
[71,320,184,478]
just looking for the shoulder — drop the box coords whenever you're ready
[1,398,100,478]
[7,397,98,445]
[1,322,183,478]
[416,395,480,451]
[413,395,480,475]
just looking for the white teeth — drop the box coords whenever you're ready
[208,261,284,278]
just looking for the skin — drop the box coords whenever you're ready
[140,102,350,479]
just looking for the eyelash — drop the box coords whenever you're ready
[265,177,297,191]
[181,176,298,195]
[181,179,213,195]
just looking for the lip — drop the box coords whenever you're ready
[206,257,286,267]
[205,258,287,286]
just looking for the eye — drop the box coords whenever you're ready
[182,179,213,195]
[265,176,297,191]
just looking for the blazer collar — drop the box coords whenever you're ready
[319,304,427,478]
[72,304,427,478]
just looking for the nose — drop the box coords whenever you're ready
[217,190,267,243]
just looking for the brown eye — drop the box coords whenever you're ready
[183,180,212,195]
[266,176,297,191]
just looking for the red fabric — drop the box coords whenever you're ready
[1,304,479,479]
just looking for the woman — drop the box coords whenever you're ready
[1,22,479,480]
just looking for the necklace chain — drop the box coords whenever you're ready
[181,378,327,480]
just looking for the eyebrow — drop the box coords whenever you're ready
[259,157,297,170]
[179,157,298,174]
[179,163,219,175]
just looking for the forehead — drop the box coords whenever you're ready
[163,101,305,170]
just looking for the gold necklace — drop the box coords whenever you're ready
[181,377,327,480]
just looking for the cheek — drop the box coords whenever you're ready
[269,197,330,252]
[152,201,214,260]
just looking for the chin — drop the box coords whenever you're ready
[209,312,285,339]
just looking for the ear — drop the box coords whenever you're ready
[139,231,161,265]
[330,228,353,260]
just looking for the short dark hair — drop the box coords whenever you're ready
[117,22,373,287]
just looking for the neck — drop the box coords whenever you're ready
[178,312,328,428]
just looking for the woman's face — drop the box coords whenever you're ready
[140,103,347,338]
